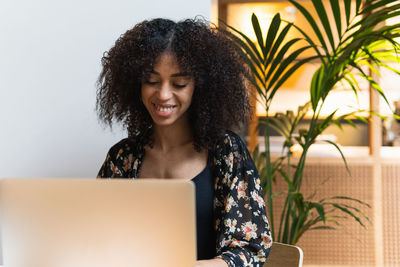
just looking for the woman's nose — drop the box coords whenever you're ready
[157,82,172,99]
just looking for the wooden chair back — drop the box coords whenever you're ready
[263,242,303,267]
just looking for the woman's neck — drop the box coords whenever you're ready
[152,122,194,153]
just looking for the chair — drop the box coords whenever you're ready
[263,242,303,267]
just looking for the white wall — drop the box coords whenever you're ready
[0,0,211,178]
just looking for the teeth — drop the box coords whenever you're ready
[156,105,175,112]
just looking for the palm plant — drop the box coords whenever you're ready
[224,0,400,244]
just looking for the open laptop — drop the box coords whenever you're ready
[0,178,196,267]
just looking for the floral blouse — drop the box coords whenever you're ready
[97,131,272,267]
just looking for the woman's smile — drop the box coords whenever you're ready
[152,103,177,116]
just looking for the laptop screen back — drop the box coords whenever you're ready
[0,178,196,267]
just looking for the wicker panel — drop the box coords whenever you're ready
[382,164,400,267]
[268,161,375,266]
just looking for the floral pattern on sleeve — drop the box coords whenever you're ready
[97,138,143,178]
[97,131,272,266]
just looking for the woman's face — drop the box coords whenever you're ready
[141,52,195,129]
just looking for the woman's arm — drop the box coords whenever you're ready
[212,131,272,267]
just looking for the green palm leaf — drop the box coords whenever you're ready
[221,20,264,63]
[223,28,264,72]
[265,38,303,84]
[329,203,366,227]
[310,225,337,230]
[266,23,292,67]
[252,13,265,57]
[323,140,350,174]
[310,202,326,223]
[284,20,326,62]
[270,56,318,103]
[265,13,282,59]
[322,196,371,208]
[312,0,335,52]
[310,65,324,111]
[361,0,399,15]
[288,0,329,53]
[267,46,311,93]
[329,0,342,38]
[344,0,351,26]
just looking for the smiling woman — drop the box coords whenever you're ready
[96,18,272,267]
[96,18,252,151]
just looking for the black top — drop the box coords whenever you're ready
[191,157,216,260]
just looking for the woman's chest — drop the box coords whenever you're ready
[138,149,209,180]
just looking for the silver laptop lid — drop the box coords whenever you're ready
[0,178,196,267]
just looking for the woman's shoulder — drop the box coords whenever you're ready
[214,130,249,158]
[216,130,247,150]
[106,137,143,159]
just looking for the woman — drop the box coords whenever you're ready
[96,18,272,267]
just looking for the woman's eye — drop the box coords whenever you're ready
[173,84,187,89]
[144,80,158,85]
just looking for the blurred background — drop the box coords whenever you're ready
[0,0,211,178]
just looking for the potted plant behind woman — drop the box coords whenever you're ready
[224,0,400,244]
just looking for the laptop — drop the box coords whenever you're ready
[0,178,196,267]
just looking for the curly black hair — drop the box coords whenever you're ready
[96,18,251,150]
